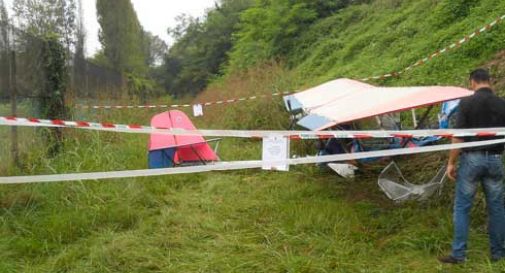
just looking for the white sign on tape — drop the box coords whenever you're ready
[262,136,290,171]
[193,104,204,117]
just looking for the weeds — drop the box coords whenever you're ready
[1,0,505,272]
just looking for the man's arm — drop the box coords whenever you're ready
[447,99,468,181]
[447,137,463,181]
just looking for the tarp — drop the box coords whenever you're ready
[439,100,461,129]
[285,79,473,131]
[149,110,219,164]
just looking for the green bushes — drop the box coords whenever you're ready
[126,73,161,103]
[162,0,254,97]
[159,0,505,98]
[228,0,360,70]
[432,0,480,27]
[38,34,69,155]
[229,0,318,69]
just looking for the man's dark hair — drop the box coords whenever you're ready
[469,68,491,83]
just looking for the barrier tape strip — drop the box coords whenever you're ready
[75,14,505,111]
[2,116,505,140]
[78,91,295,110]
[1,138,504,184]
[360,14,505,82]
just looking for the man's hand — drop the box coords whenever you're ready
[447,163,457,181]
[447,138,463,182]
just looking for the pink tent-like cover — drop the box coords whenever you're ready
[285,78,474,131]
[149,110,218,163]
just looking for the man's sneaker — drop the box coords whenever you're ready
[438,255,465,264]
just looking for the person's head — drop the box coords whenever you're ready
[469,69,491,90]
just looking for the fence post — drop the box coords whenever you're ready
[9,50,19,167]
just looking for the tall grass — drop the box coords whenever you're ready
[193,62,298,130]
[1,0,505,271]
[1,77,503,272]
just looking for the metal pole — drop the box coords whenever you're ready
[411,109,418,128]
[9,50,19,167]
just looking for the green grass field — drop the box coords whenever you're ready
[1,104,505,272]
[3,0,505,271]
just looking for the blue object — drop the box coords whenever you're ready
[351,138,402,163]
[409,136,442,146]
[439,100,461,129]
[350,136,442,164]
[283,96,304,112]
[148,148,176,169]
[297,114,334,131]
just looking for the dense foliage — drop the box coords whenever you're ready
[0,0,9,101]
[160,0,505,98]
[96,0,146,74]
[228,0,364,70]
[0,0,7,39]
[161,0,370,96]
[6,0,77,153]
[95,0,166,98]
[39,35,68,154]
[162,0,253,97]
[0,0,8,54]
[13,0,77,49]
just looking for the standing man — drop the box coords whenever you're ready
[439,69,505,264]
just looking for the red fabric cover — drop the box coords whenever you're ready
[149,110,218,163]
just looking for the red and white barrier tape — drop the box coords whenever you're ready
[360,14,505,82]
[78,91,295,110]
[2,116,505,140]
[76,14,505,111]
[1,138,505,184]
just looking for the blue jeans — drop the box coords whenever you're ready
[452,152,505,260]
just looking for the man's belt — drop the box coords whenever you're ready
[463,150,503,156]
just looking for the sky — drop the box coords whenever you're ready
[4,0,216,56]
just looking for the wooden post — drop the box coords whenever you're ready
[9,50,19,167]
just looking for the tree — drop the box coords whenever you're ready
[13,0,77,49]
[74,0,85,59]
[228,0,318,69]
[0,0,7,26]
[71,0,86,95]
[39,34,68,154]
[13,0,75,153]
[142,31,167,67]
[163,0,254,97]
[0,0,9,100]
[228,0,361,69]
[96,0,147,74]
[0,0,8,49]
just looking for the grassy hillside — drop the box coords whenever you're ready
[290,0,505,87]
[198,0,505,130]
[1,0,505,272]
